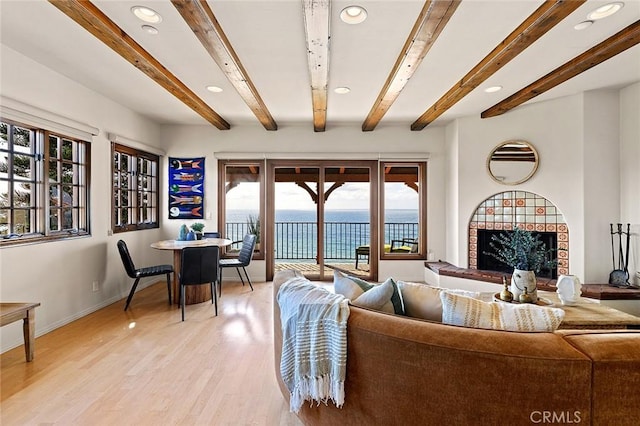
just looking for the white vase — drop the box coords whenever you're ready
[511,269,538,303]
[556,275,581,306]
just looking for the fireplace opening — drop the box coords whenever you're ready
[477,229,558,279]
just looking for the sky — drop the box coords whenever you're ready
[226,182,418,210]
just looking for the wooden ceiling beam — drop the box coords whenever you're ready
[482,20,640,118]
[411,0,585,130]
[362,0,460,132]
[48,0,230,130]
[302,0,330,132]
[171,0,277,131]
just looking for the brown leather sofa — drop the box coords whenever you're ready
[273,270,640,425]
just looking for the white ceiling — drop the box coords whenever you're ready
[1,0,639,130]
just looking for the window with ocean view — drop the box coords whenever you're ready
[381,162,426,260]
[220,161,264,259]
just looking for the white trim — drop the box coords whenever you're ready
[0,96,99,141]
[107,133,166,156]
[214,152,430,160]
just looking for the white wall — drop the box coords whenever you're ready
[159,123,447,283]
[620,82,640,285]
[583,90,620,282]
[445,122,460,265]
[448,94,587,277]
[444,88,638,285]
[0,46,168,352]
[446,89,639,283]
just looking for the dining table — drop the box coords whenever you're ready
[151,238,232,305]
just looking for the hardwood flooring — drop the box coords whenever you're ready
[1,280,302,426]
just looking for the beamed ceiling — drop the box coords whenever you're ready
[1,1,639,132]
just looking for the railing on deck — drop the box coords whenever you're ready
[225,221,418,260]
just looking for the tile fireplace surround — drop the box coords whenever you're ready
[469,191,569,275]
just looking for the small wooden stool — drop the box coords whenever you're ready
[1,302,41,362]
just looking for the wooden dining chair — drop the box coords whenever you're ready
[179,246,220,321]
[117,240,173,311]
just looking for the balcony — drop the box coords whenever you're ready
[225,221,418,276]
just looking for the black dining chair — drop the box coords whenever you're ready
[203,232,220,238]
[117,240,173,311]
[218,233,256,297]
[179,246,219,321]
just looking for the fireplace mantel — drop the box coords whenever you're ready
[425,261,640,301]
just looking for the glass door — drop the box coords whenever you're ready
[322,166,373,280]
[272,165,322,280]
[269,161,376,281]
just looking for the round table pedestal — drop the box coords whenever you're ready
[151,239,232,305]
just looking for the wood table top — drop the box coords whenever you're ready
[151,238,232,250]
[528,291,640,329]
[1,302,41,326]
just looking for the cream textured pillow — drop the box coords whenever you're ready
[396,281,492,322]
[396,281,443,321]
[440,291,565,332]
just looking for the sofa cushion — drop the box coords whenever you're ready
[396,281,443,321]
[396,281,493,322]
[440,291,565,332]
[333,271,404,315]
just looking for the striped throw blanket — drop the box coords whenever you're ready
[277,277,350,413]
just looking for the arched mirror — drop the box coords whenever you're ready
[487,140,539,185]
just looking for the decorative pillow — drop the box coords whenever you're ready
[333,270,372,300]
[396,281,493,321]
[352,278,396,313]
[333,271,404,315]
[396,281,443,321]
[440,292,565,332]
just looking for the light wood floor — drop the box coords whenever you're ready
[1,280,302,426]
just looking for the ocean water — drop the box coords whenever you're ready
[227,208,417,223]
[227,209,418,260]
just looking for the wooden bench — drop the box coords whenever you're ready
[1,302,41,362]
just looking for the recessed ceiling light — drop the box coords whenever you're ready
[206,86,223,93]
[574,20,594,30]
[141,25,159,35]
[340,6,367,24]
[587,2,624,20]
[131,6,162,24]
[484,86,503,93]
[334,87,351,94]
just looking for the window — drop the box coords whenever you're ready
[380,162,427,260]
[112,143,159,233]
[218,160,264,259]
[1,120,91,245]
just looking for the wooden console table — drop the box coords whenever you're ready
[1,302,41,361]
[536,291,640,329]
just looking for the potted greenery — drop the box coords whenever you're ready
[247,214,260,246]
[191,222,205,240]
[485,226,557,303]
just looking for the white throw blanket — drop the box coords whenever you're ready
[277,277,350,413]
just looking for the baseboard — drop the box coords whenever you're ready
[1,278,156,354]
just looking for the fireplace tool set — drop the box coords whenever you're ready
[609,223,631,287]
